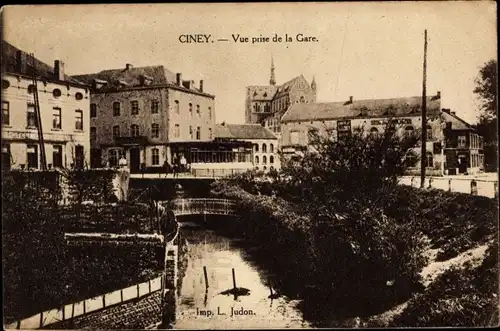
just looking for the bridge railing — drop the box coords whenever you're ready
[169,198,237,215]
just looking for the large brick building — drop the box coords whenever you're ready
[73,65,216,171]
[245,57,317,136]
[1,40,91,170]
[280,92,485,175]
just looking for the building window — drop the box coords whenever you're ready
[189,103,193,116]
[52,145,63,168]
[131,124,140,137]
[426,125,433,140]
[255,155,259,164]
[405,125,414,137]
[113,125,120,139]
[27,104,37,128]
[131,100,139,115]
[75,92,83,100]
[90,103,97,118]
[425,152,433,168]
[196,126,201,140]
[262,143,267,153]
[189,126,193,139]
[270,155,274,164]
[209,128,213,139]
[113,102,121,116]
[254,144,259,152]
[175,100,180,114]
[269,143,274,153]
[151,148,160,165]
[52,88,62,98]
[458,135,466,148]
[108,149,118,167]
[196,104,200,116]
[263,155,267,164]
[2,79,10,89]
[151,123,159,138]
[208,107,212,119]
[2,101,9,125]
[27,145,38,169]
[151,100,159,114]
[290,131,300,145]
[370,127,379,136]
[53,107,62,129]
[174,124,180,138]
[90,127,97,142]
[75,110,83,130]
[2,144,11,170]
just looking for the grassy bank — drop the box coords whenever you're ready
[211,178,498,327]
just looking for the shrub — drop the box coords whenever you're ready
[391,240,498,327]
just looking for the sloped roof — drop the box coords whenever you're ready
[215,124,277,140]
[72,65,178,89]
[274,75,306,98]
[281,95,442,122]
[247,85,278,101]
[1,40,85,85]
[441,111,474,130]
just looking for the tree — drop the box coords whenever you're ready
[474,60,498,171]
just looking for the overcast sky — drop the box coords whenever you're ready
[2,2,497,124]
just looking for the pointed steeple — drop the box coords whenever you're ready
[269,55,276,86]
[311,76,317,90]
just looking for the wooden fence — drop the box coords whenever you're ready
[3,276,164,329]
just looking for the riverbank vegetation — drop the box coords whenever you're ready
[2,170,167,323]
[211,127,498,327]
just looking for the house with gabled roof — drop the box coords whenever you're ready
[214,123,280,172]
[280,92,485,176]
[244,57,317,135]
[72,64,216,171]
[1,40,90,171]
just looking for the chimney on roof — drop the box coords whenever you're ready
[199,80,204,92]
[344,96,353,106]
[126,63,133,71]
[451,111,456,116]
[436,91,441,99]
[176,73,182,85]
[221,121,226,126]
[350,96,353,103]
[54,60,65,81]
[442,108,451,114]
[15,50,27,74]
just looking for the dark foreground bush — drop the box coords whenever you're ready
[212,180,427,317]
[2,173,164,322]
[390,241,498,327]
[381,186,498,260]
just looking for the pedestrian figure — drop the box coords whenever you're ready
[180,154,187,173]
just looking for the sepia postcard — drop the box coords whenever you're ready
[1,1,498,329]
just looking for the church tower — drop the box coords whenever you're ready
[269,56,276,86]
[311,76,317,91]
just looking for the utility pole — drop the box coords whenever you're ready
[420,30,428,188]
[31,53,47,171]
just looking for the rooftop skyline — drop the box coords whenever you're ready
[2,2,496,124]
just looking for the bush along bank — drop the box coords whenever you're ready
[211,180,428,320]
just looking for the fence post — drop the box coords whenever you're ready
[120,289,124,302]
[428,177,433,189]
[494,182,498,199]
[62,305,65,321]
[83,300,86,314]
[103,294,106,308]
[410,176,414,187]
[471,180,478,195]
[448,179,452,192]
[149,279,152,293]
[137,283,140,298]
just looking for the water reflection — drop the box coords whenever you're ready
[174,226,310,329]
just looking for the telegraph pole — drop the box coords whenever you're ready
[420,30,428,188]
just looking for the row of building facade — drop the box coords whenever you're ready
[1,39,485,176]
[245,60,485,175]
[1,40,280,174]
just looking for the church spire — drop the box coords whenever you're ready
[311,75,317,90]
[269,55,276,86]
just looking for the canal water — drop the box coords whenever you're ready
[173,223,311,329]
